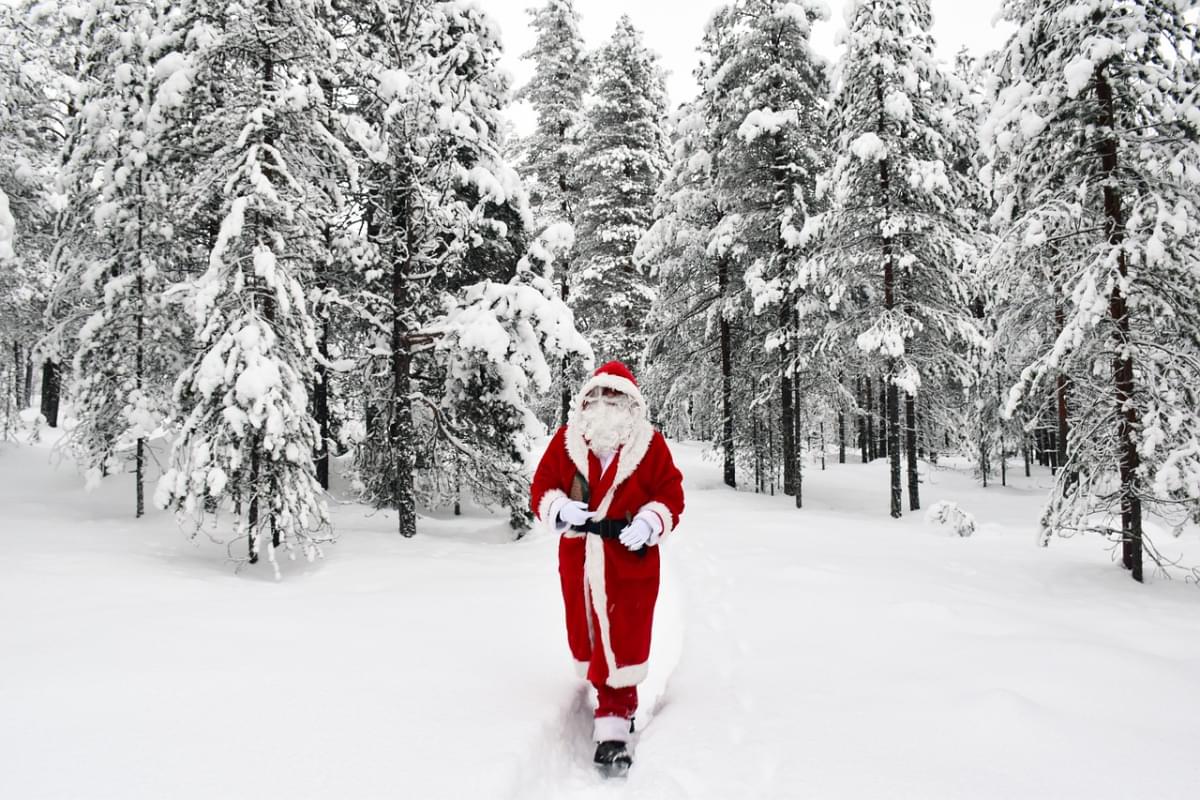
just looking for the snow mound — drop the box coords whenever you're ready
[926,500,976,537]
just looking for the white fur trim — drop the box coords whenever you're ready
[638,501,674,538]
[537,489,568,534]
[585,533,620,682]
[565,419,655,522]
[579,372,644,409]
[584,534,650,690]
[574,660,590,679]
[565,416,590,476]
[607,662,649,689]
[593,421,653,520]
[593,715,633,744]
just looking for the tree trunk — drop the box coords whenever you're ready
[40,359,60,427]
[905,391,919,511]
[838,410,846,464]
[12,342,22,409]
[753,415,761,494]
[980,415,989,488]
[1095,65,1142,582]
[1054,304,1070,478]
[780,312,796,496]
[718,256,736,489]
[314,313,331,490]
[768,411,776,496]
[560,357,571,428]
[879,140,899,516]
[794,372,803,508]
[819,421,826,471]
[560,271,571,426]
[135,270,145,519]
[248,445,261,564]
[886,376,901,518]
[878,378,889,460]
[864,376,875,462]
[393,187,418,539]
[22,351,33,409]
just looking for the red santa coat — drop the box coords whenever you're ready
[531,410,685,689]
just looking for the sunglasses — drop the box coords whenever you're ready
[583,387,628,405]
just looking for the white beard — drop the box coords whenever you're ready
[579,398,638,454]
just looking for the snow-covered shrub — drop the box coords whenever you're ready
[926,501,976,538]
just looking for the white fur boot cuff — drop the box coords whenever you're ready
[593,715,633,743]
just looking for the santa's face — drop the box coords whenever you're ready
[580,387,639,453]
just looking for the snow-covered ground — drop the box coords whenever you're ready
[2,434,1198,800]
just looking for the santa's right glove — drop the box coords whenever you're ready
[619,516,657,550]
[555,499,592,528]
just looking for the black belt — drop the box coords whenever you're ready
[581,516,648,558]
[581,518,626,538]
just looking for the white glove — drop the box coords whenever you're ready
[619,517,655,551]
[557,500,592,527]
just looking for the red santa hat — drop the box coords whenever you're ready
[578,360,645,409]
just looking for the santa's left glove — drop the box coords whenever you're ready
[618,516,660,551]
[557,499,592,527]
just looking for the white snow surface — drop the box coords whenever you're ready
[2,435,1199,799]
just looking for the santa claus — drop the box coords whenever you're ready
[530,360,685,776]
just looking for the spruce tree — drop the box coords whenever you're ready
[0,3,60,430]
[54,0,183,514]
[985,0,1200,582]
[517,0,589,425]
[573,15,669,366]
[155,0,345,569]
[340,1,584,536]
[517,0,588,235]
[715,0,829,501]
[810,0,977,518]
[639,7,743,487]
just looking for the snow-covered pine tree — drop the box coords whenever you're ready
[340,1,581,536]
[639,7,744,488]
[931,49,1008,493]
[53,0,184,514]
[809,0,978,518]
[639,102,723,442]
[516,0,589,425]
[984,0,1200,582]
[155,0,349,569]
[715,0,829,502]
[573,15,669,366]
[0,4,60,433]
[432,227,591,530]
[12,0,94,431]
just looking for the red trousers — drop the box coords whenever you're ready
[595,682,637,720]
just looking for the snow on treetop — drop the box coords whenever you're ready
[850,131,887,161]
[738,108,799,143]
[377,69,411,100]
[540,221,576,252]
[775,1,831,31]
[1063,56,1094,98]
[884,90,913,121]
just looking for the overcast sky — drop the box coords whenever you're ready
[490,0,1013,135]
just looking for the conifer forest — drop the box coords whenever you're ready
[3,2,1200,797]
[5,0,1198,582]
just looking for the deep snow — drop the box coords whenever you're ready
[1,434,1198,799]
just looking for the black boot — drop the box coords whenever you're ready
[593,740,633,778]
